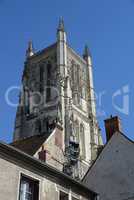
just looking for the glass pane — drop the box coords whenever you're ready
[59,191,68,200]
[19,178,33,200]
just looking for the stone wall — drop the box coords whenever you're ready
[0,152,90,200]
[34,127,64,172]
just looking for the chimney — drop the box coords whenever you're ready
[104,115,122,142]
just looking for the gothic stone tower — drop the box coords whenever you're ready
[14,18,103,176]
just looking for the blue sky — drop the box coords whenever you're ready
[0,0,134,143]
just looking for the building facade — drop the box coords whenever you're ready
[0,141,97,200]
[13,18,103,179]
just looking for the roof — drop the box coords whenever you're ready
[82,131,134,181]
[82,131,134,199]
[0,141,97,198]
[10,134,50,155]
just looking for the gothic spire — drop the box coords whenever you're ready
[26,40,34,59]
[57,17,67,43]
[57,16,65,32]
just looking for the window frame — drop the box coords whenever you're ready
[18,174,39,200]
[58,188,80,200]
[59,190,69,200]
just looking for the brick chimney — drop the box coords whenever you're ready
[104,115,122,142]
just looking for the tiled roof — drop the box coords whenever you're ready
[10,134,50,155]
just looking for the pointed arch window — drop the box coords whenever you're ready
[71,62,82,106]
[71,60,75,88]
[46,63,52,102]
[47,63,52,84]
[24,87,30,115]
[74,120,79,143]
[80,123,86,159]
[76,64,81,89]
[40,64,44,93]
[81,66,87,99]
[35,119,42,134]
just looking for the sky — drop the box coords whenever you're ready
[0,0,134,143]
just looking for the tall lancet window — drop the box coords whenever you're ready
[80,123,86,159]
[35,119,42,134]
[46,63,52,102]
[76,65,81,105]
[24,87,30,115]
[72,64,81,106]
[76,65,80,89]
[81,66,86,99]
[40,64,44,93]
[74,120,79,143]
[71,60,75,87]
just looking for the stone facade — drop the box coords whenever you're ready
[13,19,103,179]
[34,127,65,171]
[14,43,58,141]
[0,141,96,200]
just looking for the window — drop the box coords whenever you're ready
[74,120,79,143]
[94,195,100,200]
[46,86,51,102]
[19,175,39,200]
[24,88,30,115]
[46,63,52,102]
[80,124,86,159]
[72,197,79,200]
[59,191,68,200]
[35,119,42,134]
[59,191,80,200]
[76,65,80,89]
[71,60,75,87]
[40,65,44,93]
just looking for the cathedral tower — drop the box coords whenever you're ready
[13,19,103,178]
